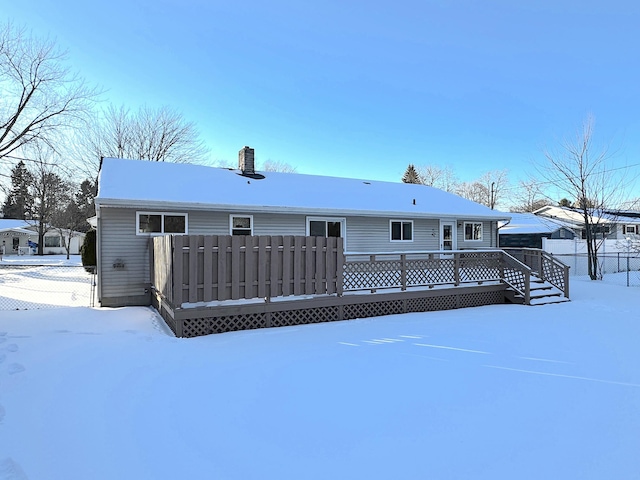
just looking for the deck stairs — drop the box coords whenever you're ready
[505,273,570,306]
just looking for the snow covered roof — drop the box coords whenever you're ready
[534,205,640,225]
[0,227,35,235]
[499,213,577,235]
[96,158,510,220]
[0,219,31,231]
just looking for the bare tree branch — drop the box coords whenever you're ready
[0,22,99,163]
[537,115,631,279]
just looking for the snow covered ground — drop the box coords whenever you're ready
[0,273,639,479]
[0,256,93,309]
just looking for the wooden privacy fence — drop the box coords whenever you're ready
[151,235,343,305]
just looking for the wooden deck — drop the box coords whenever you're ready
[150,236,570,337]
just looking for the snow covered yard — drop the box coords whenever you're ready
[1,278,639,479]
[0,255,93,309]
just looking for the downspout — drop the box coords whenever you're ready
[95,203,102,306]
[95,156,104,306]
[496,219,511,248]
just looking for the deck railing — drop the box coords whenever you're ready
[502,248,570,299]
[343,250,531,299]
[150,236,555,308]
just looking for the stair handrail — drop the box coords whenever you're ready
[503,248,570,299]
[499,250,532,305]
[538,250,570,299]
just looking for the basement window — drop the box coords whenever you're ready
[137,212,187,235]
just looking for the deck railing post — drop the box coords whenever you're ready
[524,268,531,305]
[454,252,460,286]
[538,249,544,281]
[564,264,570,299]
[400,254,407,291]
[370,254,377,293]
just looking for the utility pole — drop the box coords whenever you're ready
[490,182,495,210]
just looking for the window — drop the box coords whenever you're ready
[581,225,610,239]
[464,222,483,241]
[44,236,61,247]
[137,212,187,235]
[307,217,345,238]
[623,225,637,235]
[390,220,413,242]
[230,215,253,235]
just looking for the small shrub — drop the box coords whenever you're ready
[81,229,96,272]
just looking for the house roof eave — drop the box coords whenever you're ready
[95,198,510,222]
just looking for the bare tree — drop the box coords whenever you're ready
[538,115,628,280]
[262,160,297,173]
[0,22,98,165]
[455,170,508,209]
[509,179,552,213]
[456,181,486,205]
[50,200,85,259]
[74,104,210,180]
[417,164,458,192]
[23,143,70,255]
[477,170,509,210]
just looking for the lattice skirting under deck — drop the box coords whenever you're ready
[153,286,507,338]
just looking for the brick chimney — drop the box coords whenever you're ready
[239,146,255,175]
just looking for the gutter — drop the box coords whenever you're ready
[94,198,512,222]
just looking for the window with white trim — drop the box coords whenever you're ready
[44,236,61,247]
[623,225,637,235]
[390,220,413,242]
[306,217,345,238]
[230,215,253,235]
[137,212,187,235]
[464,222,483,241]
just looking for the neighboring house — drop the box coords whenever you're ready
[94,147,511,307]
[0,219,86,255]
[498,213,578,249]
[534,205,640,240]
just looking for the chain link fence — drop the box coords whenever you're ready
[554,253,640,286]
[0,265,96,310]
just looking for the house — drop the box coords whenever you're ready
[534,205,640,240]
[94,147,511,307]
[498,212,578,248]
[0,219,86,256]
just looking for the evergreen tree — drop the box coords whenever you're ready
[74,179,97,232]
[81,229,97,271]
[402,164,422,184]
[2,161,34,219]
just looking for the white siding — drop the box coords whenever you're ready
[457,220,495,249]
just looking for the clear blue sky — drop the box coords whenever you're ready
[5,0,640,192]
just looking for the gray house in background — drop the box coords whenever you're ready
[94,147,510,307]
[534,205,640,240]
[498,213,577,249]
